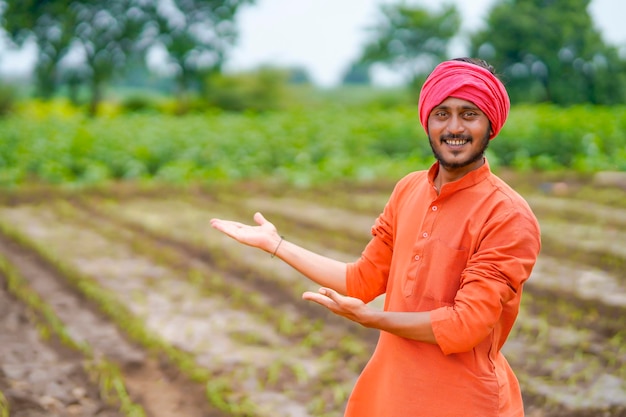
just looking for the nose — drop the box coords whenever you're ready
[446,115,465,135]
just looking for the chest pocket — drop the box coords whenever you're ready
[408,238,469,309]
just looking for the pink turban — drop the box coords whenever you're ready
[418,60,510,140]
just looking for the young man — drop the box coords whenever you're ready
[210,58,541,416]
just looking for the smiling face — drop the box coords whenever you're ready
[427,97,492,175]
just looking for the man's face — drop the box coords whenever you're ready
[427,97,491,171]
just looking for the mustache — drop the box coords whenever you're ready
[440,133,472,141]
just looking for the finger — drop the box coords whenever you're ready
[209,220,231,234]
[302,290,317,301]
[317,287,338,300]
[253,212,266,225]
[302,291,333,307]
[210,219,228,232]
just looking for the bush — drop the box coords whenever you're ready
[204,67,289,112]
[121,94,161,113]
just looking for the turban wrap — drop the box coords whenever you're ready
[418,60,510,140]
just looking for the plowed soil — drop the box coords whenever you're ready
[0,173,625,417]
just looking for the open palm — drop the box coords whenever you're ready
[210,212,278,252]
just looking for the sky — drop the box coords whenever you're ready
[225,0,626,86]
[1,0,624,86]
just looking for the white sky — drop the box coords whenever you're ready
[225,0,626,86]
[1,0,624,86]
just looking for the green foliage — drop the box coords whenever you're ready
[359,3,461,84]
[470,0,626,105]
[120,93,162,113]
[204,67,289,112]
[0,100,624,187]
[492,104,626,171]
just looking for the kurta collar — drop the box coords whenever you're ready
[427,158,492,196]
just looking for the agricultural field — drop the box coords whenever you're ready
[0,170,625,417]
[0,100,625,416]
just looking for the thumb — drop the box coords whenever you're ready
[253,212,267,225]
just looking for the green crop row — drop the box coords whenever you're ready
[0,100,624,187]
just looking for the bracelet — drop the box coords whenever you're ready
[271,236,284,258]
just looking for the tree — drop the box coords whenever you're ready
[3,0,153,114]
[2,0,75,98]
[152,0,254,108]
[358,3,461,87]
[1,0,255,115]
[341,62,371,85]
[67,0,152,115]
[470,0,626,105]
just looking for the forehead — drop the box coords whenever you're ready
[433,97,481,110]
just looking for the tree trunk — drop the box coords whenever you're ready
[88,79,102,118]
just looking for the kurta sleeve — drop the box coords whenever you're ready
[430,207,541,355]
[346,189,399,303]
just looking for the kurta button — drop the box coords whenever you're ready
[432,206,438,211]
[422,232,428,238]
[414,255,420,261]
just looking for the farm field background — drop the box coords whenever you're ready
[0,101,625,416]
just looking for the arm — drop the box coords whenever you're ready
[302,287,437,344]
[210,189,436,343]
[302,207,540,349]
[210,212,348,294]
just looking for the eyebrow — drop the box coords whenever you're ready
[433,103,481,111]
[431,104,485,114]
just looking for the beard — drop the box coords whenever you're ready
[429,130,491,170]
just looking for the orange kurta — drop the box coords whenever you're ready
[345,160,541,417]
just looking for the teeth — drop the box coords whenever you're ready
[446,139,467,146]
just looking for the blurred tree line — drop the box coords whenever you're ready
[352,0,626,105]
[2,0,255,115]
[1,0,625,116]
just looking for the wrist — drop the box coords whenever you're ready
[270,235,285,258]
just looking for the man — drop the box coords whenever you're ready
[210,58,541,416]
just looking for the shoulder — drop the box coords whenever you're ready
[488,174,532,207]
[394,170,430,192]
[485,174,540,231]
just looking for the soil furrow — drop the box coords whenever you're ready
[527,195,626,228]
[0,202,360,417]
[1,180,625,416]
[0,259,124,417]
[86,195,381,313]
[0,232,216,417]
[74,196,380,347]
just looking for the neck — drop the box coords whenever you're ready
[434,157,485,192]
